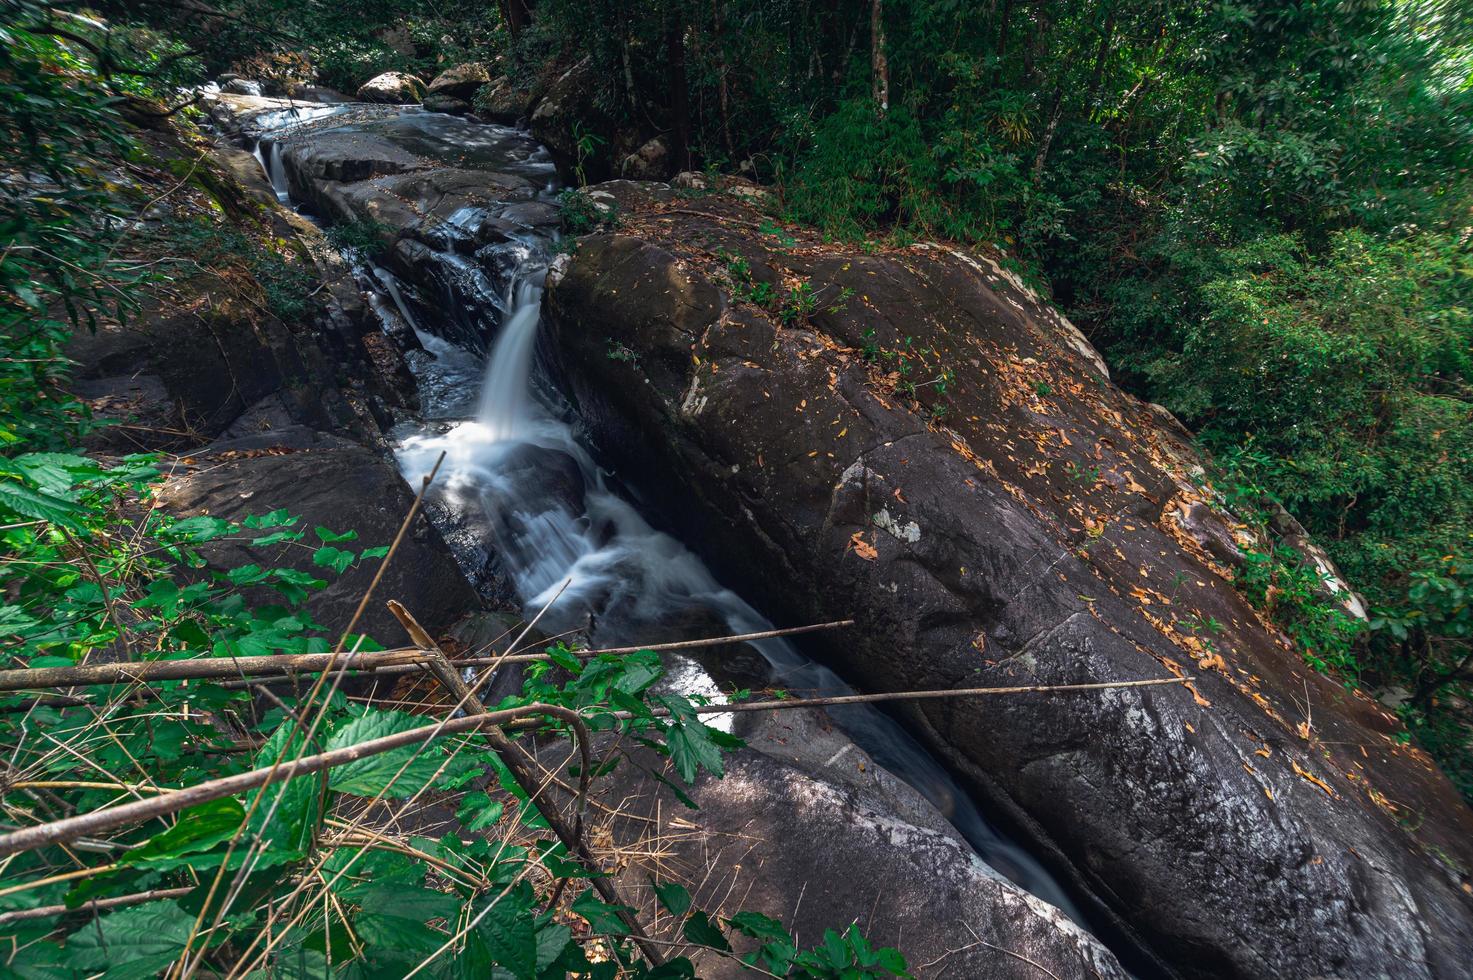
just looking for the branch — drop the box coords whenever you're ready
[642,676,1192,718]
[0,886,194,926]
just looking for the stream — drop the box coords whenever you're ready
[244,103,1094,937]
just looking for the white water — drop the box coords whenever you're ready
[252,140,292,205]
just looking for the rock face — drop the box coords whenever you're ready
[425,62,490,101]
[220,77,263,96]
[543,190,1473,978]
[70,114,475,644]
[356,71,425,104]
[591,744,1128,980]
[619,135,671,180]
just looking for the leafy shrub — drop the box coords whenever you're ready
[325,217,394,257]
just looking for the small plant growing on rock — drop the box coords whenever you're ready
[558,187,616,236]
[606,338,640,364]
[325,217,393,256]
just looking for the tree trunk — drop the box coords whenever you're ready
[506,0,533,40]
[1032,4,1115,180]
[667,18,693,172]
[712,0,734,159]
[871,0,888,116]
[992,0,1016,88]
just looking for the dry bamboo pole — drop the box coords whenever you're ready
[0,886,195,926]
[0,620,855,693]
[0,704,571,859]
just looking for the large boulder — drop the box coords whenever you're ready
[425,62,490,102]
[475,75,537,124]
[543,193,1473,978]
[356,71,425,105]
[156,425,478,643]
[422,93,473,115]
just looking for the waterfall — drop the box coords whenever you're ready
[475,277,543,440]
[252,139,292,205]
[392,250,1087,924]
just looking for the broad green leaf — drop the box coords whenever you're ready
[313,545,356,575]
[244,509,297,529]
[314,526,358,543]
[166,515,233,542]
[123,798,243,867]
[0,479,83,527]
[455,791,505,831]
[63,902,195,978]
[571,889,632,936]
[682,909,731,952]
[476,888,537,980]
[651,880,692,918]
[246,724,321,863]
[326,710,444,798]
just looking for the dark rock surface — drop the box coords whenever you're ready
[537,732,1129,980]
[542,193,1473,979]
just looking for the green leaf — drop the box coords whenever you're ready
[326,710,444,798]
[571,889,632,936]
[314,525,359,543]
[476,889,537,980]
[359,545,390,560]
[682,909,731,952]
[244,509,297,529]
[122,797,243,867]
[536,922,574,971]
[651,879,692,918]
[166,515,233,542]
[658,700,726,783]
[455,792,504,831]
[0,479,83,527]
[728,910,789,943]
[63,902,195,979]
[246,724,321,863]
[312,545,356,575]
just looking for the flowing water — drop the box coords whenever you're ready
[246,104,1095,932]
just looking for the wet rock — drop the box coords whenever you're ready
[157,428,478,642]
[65,261,355,445]
[356,71,425,105]
[284,82,350,104]
[221,77,263,96]
[543,201,1473,978]
[425,62,490,102]
[423,93,473,115]
[475,75,537,124]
